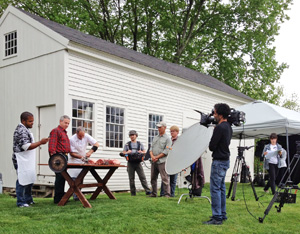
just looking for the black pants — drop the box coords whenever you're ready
[54,172,65,203]
[276,167,287,185]
[264,163,278,194]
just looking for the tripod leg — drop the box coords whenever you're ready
[259,191,279,223]
[231,174,238,201]
[227,174,234,198]
[227,157,240,199]
[245,163,259,201]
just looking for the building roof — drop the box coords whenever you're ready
[18,8,252,101]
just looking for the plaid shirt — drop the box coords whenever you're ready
[48,125,70,155]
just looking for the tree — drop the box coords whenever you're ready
[282,93,300,112]
[0,0,293,103]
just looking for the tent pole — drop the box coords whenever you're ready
[285,127,290,180]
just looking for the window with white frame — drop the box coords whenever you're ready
[106,106,124,148]
[72,99,94,135]
[148,114,163,144]
[5,31,17,57]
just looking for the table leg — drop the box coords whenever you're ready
[90,168,117,200]
[59,168,92,208]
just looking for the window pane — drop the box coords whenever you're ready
[106,106,110,115]
[111,107,115,115]
[72,99,94,136]
[105,105,124,148]
[5,31,18,57]
[111,115,115,123]
[148,114,163,144]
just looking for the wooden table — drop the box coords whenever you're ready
[42,163,126,208]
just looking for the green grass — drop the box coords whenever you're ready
[0,183,299,234]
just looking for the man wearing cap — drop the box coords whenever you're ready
[149,121,172,197]
[123,130,151,196]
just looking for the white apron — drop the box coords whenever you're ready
[68,157,82,178]
[16,133,36,186]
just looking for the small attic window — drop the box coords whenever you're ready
[5,31,17,57]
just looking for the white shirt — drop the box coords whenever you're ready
[268,144,278,164]
[69,133,97,164]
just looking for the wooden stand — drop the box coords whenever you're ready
[41,163,126,208]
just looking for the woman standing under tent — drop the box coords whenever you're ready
[262,133,286,194]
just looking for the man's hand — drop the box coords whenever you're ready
[152,156,158,163]
[40,138,49,144]
[86,152,92,157]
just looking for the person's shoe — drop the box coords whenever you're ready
[18,204,30,207]
[164,195,170,198]
[131,193,136,196]
[145,191,152,195]
[264,189,269,193]
[210,216,227,221]
[203,218,223,225]
[74,197,80,201]
[148,194,157,197]
[29,201,35,205]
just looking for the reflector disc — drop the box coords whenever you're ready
[166,123,213,175]
[48,153,68,173]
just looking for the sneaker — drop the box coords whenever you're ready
[18,204,30,207]
[148,194,157,197]
[29,201,35,205]
[203,218,223,225]
[145,191,152,196]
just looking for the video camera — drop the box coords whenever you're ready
[119,152,145,163]
[197,108,245,127]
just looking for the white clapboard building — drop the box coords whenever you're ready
[0,5,254,192]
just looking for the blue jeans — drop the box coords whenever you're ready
[170,174,178,197]
[16,180,33,206]
[160,174,178,197]
[210,160,230,221]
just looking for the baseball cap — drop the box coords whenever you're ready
[156,121,166,127]
[129,130,138,136]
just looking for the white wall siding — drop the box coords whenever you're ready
[0,10,67,68]
[67,48,252,192]
[0,51,67,187]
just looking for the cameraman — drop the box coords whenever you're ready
[123,130,151,196]
[203,103,232,225]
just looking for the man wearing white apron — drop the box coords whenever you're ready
[69,126,99,200]
[12,112,49,207]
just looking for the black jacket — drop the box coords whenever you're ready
[209,121,232,161]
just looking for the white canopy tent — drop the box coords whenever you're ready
[232,100,300,167]
[232,100,300,139]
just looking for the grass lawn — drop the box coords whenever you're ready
[0,183,299,234]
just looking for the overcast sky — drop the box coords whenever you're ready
[274,1,300,101]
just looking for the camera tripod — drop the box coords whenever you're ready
[259,154,300,223]
[227,145,259,201]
